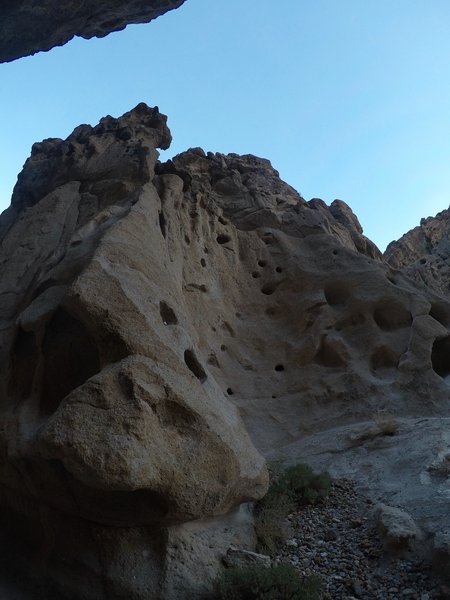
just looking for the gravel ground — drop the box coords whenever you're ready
[273,479,449,600]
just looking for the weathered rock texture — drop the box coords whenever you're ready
[2,104,450,597]
[0,104,266,600]
[0,0,186,63]
[385,207,450,298]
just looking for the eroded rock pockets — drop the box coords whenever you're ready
[0,0,187,63]
[2,104,450,598]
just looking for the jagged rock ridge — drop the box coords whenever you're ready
[0,0,186,63]
[1,104,450,598]
[385,207,450,299]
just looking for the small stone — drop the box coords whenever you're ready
[351,518,363,528]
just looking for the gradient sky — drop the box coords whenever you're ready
[1,0,450,251]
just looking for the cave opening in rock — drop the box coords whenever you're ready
[183,349,207,383]
[8,327,38,401]
[217,233,231,245]
[431,336,450,379]
[41,308,101,415]
[429,302,450,328]
[324,281,351,306]
[159,301,178,325]
[158,211,166,238]
[373,302,412,331]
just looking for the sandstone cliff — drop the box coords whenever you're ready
[385,207,450,299]
[0,0,186,63]
[1,105,450,597]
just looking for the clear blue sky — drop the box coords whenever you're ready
[1,0,450,251]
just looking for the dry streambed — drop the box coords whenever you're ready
[274,479,448,600]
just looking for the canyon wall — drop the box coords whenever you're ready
[385,208,450,299]
[1,104,450,596]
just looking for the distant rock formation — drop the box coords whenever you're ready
[385,207,450,298]
[1,104,450,597]
[0,0,186,62]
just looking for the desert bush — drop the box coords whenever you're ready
[216,564,322,600]
[276,464,332,507]
[372,411,399,436]
[254,463,331,553]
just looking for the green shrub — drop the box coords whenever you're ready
[216,565,322,600]
[278,464,331,507]
[254,463,331,553]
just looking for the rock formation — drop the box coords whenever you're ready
[2,104,450,596]
[0,0,186,63]
[385,207,450,299]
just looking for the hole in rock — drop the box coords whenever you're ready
[160,301,178,325]
[184,350,207,383]
[217,234,231,245]
[226,388,234,395]
[429,302,450,328]
[324,282,351,306]
[272,395,277,399]
[370,346,400,373]
[218,216,227,225]
[252,272,261,279]
[274,364,285,372]
[200,258,206,267]
[8,328,38,401]
[207,354,220,368]
[373,303,412,331]
[261,282,279,296]
[41,309,100,415]
[314,336,348,368]
[276,267,283,273]
[184,235,190,245]
[386,275,397,286]
[261,232,275,245]
[420,258,427,265]
[332,250,339,256]
[204,247,209,254]
[258,260,267,267]
[431,337,450,378]
[158,211,166,238]
[220,345,227,352]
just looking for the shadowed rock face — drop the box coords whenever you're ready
[0,0,186,63]
[1,104,450,597]
[385,207,450,298]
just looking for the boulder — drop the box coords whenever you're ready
[373,503,423,553]
[0,104,267,599]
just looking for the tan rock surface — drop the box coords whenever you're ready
[2,103,450,597]
[0,0,187,63]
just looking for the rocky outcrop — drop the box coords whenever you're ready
[2,104,450,597]
[0,0,186,63]
[0,104,266,600]
[385,207,450,299]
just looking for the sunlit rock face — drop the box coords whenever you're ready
[1,104,450,597]
[385,208,450,299]
[0,0,187,63]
